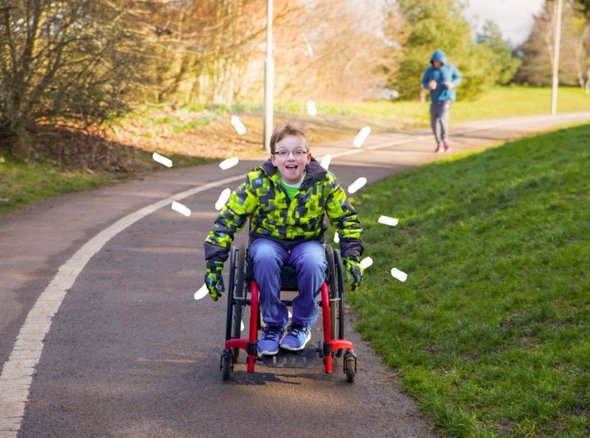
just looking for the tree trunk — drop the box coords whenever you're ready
[11,121,32,161]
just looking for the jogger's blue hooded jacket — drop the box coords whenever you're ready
[421,50,461,102]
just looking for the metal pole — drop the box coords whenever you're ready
[551,0,563,115]
[263,0,274,152]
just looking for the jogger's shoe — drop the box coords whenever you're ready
[434,143,443,153]
[443,141,450,152]
[258,324,283,355]
[280,324,311,351]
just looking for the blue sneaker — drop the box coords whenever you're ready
[280,324,311,351]
[258,324,283,356]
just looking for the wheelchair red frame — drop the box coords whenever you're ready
[220,243,357,382]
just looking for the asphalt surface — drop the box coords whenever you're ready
[1,112,589,437]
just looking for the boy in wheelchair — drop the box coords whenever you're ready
[204,123,364,355]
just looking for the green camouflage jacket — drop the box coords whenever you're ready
[204,158,363,264]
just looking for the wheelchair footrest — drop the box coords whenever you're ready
[258,346,320,369]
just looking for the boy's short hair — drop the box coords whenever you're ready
[270,123,308,154]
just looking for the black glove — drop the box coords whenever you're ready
[343,257,364,291]
[204,260,225,301]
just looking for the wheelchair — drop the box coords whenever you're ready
[220,242,357,382]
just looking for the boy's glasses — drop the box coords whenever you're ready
[274,150,307,159]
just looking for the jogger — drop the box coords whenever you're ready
[421,49,461,153]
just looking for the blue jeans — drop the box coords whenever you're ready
[249,238,327,328]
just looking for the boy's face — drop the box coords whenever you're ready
[271,134,311,184]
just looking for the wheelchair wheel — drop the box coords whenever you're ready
[232,244,246,361]
[326,246,339,340]
[344,351,357,383]
[221,350,233,381]
[225,244,245,361]
[326,246,346,357]
[332,248,346,357]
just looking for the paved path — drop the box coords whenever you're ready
[1,112,589,437]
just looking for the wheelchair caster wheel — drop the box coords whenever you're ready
[221,351,233,381]
[344,352,357,383]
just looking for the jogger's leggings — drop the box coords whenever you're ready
[430,101,451,145]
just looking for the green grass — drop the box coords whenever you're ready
[123,86,590,131]
[0,150,212,215]
[105,86,590,141]
[316,85,590,125]
[119,102,264,133]
[349,124,590,437]
[171,115,216,133]
[452,86,590,123]
[0,157,120,215]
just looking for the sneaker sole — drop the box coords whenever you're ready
[279,333,311,351]
[258,347,279,356]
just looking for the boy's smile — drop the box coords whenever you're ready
[271,134,311,184]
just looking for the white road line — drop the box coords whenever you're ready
[1,112,588,435]
[0,174,244,436]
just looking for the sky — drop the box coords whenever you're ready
[463,0,546,46]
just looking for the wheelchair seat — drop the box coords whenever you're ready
[245,256,299,290]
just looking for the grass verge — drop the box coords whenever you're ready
[300,85,590,125]
[0,157,121,215]
[452,86,590,123]
[0,152,212,215]
[350,124,590,437]
[114,86,590,145]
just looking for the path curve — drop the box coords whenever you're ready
[1,112,589,437]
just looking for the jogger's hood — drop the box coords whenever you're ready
[430,49,447,66]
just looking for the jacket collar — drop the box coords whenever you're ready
[261,157,327,186]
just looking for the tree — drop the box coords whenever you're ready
[575,0,590,17]
[515,0,590,89]
[125,0,401,106]
[572,0,590,91]
[392,0,497,100]
[0,0,143,158]
[124,0,271,106]
[272,0,399,103]
[476,20,521,85]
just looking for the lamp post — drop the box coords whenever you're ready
[263,0,274,152]
[551,0,563,115]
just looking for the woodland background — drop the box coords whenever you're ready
[1,0,589,160]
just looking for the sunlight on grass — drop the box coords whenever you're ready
[0,152,212,215]
[0,159,119,215]
[452,86,590,122]
[271,86,590,131]
[349,123,590,436]
[118,86,590,132]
